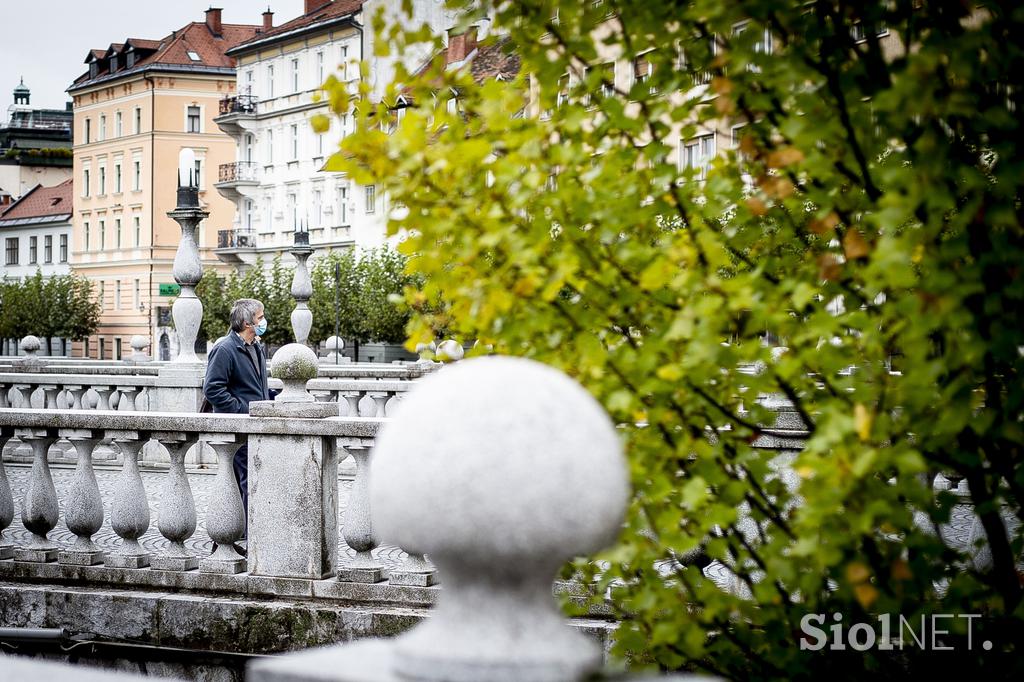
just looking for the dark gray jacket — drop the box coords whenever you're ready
[203,331,271,414]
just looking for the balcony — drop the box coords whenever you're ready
[213,161,258,202]
[213,95,258,135]
[214,228,256,264]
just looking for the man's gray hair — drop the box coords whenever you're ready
[229,298,264,333]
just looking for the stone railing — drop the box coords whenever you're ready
[0,407,439,597]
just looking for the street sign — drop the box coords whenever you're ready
[159,283,181,296]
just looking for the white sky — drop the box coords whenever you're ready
[0,1,306,111]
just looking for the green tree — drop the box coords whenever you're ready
[0,273,98,354]
[308,249,364,346]
[327,1,1024,678]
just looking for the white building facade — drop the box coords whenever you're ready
[213,0,461,269]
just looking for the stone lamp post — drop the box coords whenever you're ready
[167,148,206,365]
[289,227,314,345]
[153,149,209,412]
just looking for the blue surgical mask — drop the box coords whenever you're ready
[255,318,268,336]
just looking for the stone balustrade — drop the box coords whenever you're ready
[0,407,438,598]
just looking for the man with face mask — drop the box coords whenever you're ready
[203,298,275,547]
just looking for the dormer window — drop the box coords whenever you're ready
[110,55,118,72]
[187,50,201,62]
[126,50,136,68]
[89,62,98,78]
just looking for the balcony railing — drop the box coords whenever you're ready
[218,94,257,116]
[217,161,257,183]
[216,228,256,250]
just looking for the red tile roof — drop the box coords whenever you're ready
[415,35,521,85]
[229,0,364,52]
[0,180,73,221]
[70,17,262,91]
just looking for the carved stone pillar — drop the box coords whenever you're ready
[290,232,314,345]
[0,427,14,559]
[14,428,59,562]
[151,432,200,571]
[337,442,386,583]
[199,434,246,575]
[58,429,105,565]
[105,431,151,568]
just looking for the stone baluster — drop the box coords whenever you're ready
[64,385,86,410]
[93,385,115,410]
[14,428,59,562]
[311,390,334,403]
[199,433,246,574]
[388,552,438,587]
[11,384,32,408]
[0,384,9,408]
[436,339,465,362]
[151,432,199,570]
[367,391,391,418]
[116,386,139,411]
[338,440,386,583]
[105,431,151,568]
[0,427,14,559]
[167,157,207,364]
[341,390,362,417]
[40,384,60,410]
[289,232,314,345]
[58,429,105,566]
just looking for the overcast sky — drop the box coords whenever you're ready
[0,1,306,111]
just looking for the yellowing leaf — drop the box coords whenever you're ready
[843,229,871,260]
[846,562,870,584]
[855,583,879,609]
[809,211,840,235]
[766,147,805,168]
[746,197,768,216]
[854,403,873,441]
[657,365,683,381]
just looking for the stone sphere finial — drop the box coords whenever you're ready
[370,356,629,682]
[269,343,320,403]
[325,336,345,353]
[435,339,464,362]
[19,335,41,354]
[130,335,150,352]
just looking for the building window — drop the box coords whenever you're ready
[266,129,274,163]
[99,220,106,250]
[99,114,106,141]
[187,105,201,133]
[133,279,140,310]
[28,236,37,264]
[194,159,202,190]
[291,57,300,92]
[114,163,122,193]
[338,185,348,225]
[133,107,141,134]
[115,281,122,309]
[290,124,299,159]
[365,184,375,214]
[316,133,324,157]
[59,234,68,262]
[84,222,90,251]
[598,62,616,100]
[44,235,52,263]
[4,238,18,265]
[316,51,324,85]
[244,199,254,230]
[115,218,122,248]
[114,337,122,360]
[98,336,105,359]
[115,111,123,137]
[339,45,348,80]
[99,166,106,195]
[557,74,570,107]
[267,64,275,98]
[852,21,888,43]
[682,133,716,180]
[313,189,323,227]
[82,168,90,197]
[133,216,141,246]
[133,159,141,190]
[98,282,105,311]
[84,118,91,143]
[287,192,297,229]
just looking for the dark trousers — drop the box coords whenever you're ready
[233,443,249,538]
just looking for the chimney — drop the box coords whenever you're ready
[205,7,223,36]
[262,9,274,31]
[305,0,332,14]
[446,26,478,64]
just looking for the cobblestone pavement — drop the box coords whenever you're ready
[3,464,409,570]
[2,464,979,590]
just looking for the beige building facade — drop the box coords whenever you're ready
[68,9,259,359]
